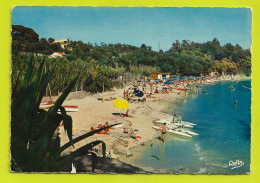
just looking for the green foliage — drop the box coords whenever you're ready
[11,25,64,55]
[11,57,120,172]
[129,64,160,76]
[215,58,238,74]
[12,25,39,55]
[12,26,251,93]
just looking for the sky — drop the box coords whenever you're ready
[12,7,252,51]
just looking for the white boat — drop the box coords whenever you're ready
[181,120,197,126]
[152,126,192,138]
[154,119,194,128]
[155,115,197,126]
[179,129,199,136]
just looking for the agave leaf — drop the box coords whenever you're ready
[38,74,80,152]
[57,123,121,154]
[46,73,80,116]
[55,140,105,171]
[11,58,46,154]
[89,151,98,172]
[20,59,45,135]
[101,141,106,159]
[36,64,56,106]
[27,64,56,141]
[11,57,34,109]
[22,56,34,88]
[11,70,21,99]
[59,106,73,145]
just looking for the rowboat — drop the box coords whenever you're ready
[177,88,188,91]
[152,126,192,138]
[40,101,55,109]
[40,101,79,112]
[60,105,79,112]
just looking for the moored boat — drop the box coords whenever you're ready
[152,126,192,138]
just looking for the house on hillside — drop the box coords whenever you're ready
[210,71,220,77]
[53,38,69,49]
[49,52,67,58]
[149,73,171,81]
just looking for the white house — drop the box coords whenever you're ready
[53,38,69,49]
[49,52,67,58]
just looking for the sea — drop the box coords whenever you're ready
[134,80,251,174]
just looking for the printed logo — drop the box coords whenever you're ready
[229,159,244,170]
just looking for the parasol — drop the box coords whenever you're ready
[113,98,129,109]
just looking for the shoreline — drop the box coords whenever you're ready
[48,74,250,172]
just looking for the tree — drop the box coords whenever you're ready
[48,38,55,43]
[12,25,39,53]
[215,58,238,75]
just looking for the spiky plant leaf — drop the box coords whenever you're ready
[38,74,80,156]
[55,140,105,171]
[57,123,121,154]
[90,152,98,172]
[59,106,73,145]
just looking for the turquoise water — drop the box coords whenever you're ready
[135,80,251,174]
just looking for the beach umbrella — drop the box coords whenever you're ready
[113,98,129,110]
[135,90,144,97]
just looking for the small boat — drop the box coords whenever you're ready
[40,101,55,109]
[177,88,188,91]
[40,101,79,112]
[179,129,199,136]
[152,126,192,138]
[61,105,79,112]
[154,119,194,128]
[181,120,197,126]
[155,115,197,127]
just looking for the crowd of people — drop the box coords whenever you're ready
[90,121,110,134]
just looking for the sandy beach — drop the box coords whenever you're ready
[45,74,250,170]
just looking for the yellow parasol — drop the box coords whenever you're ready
[113,98,129,110]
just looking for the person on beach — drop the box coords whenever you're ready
[125,109,130,117]
[90,127,95,132]
[172,114,176,124]
[104,121,110,134]
[123,90,126,99]
[160,122,169,143]
[97,123,103,134]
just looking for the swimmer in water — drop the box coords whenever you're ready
[234,99,237,105]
